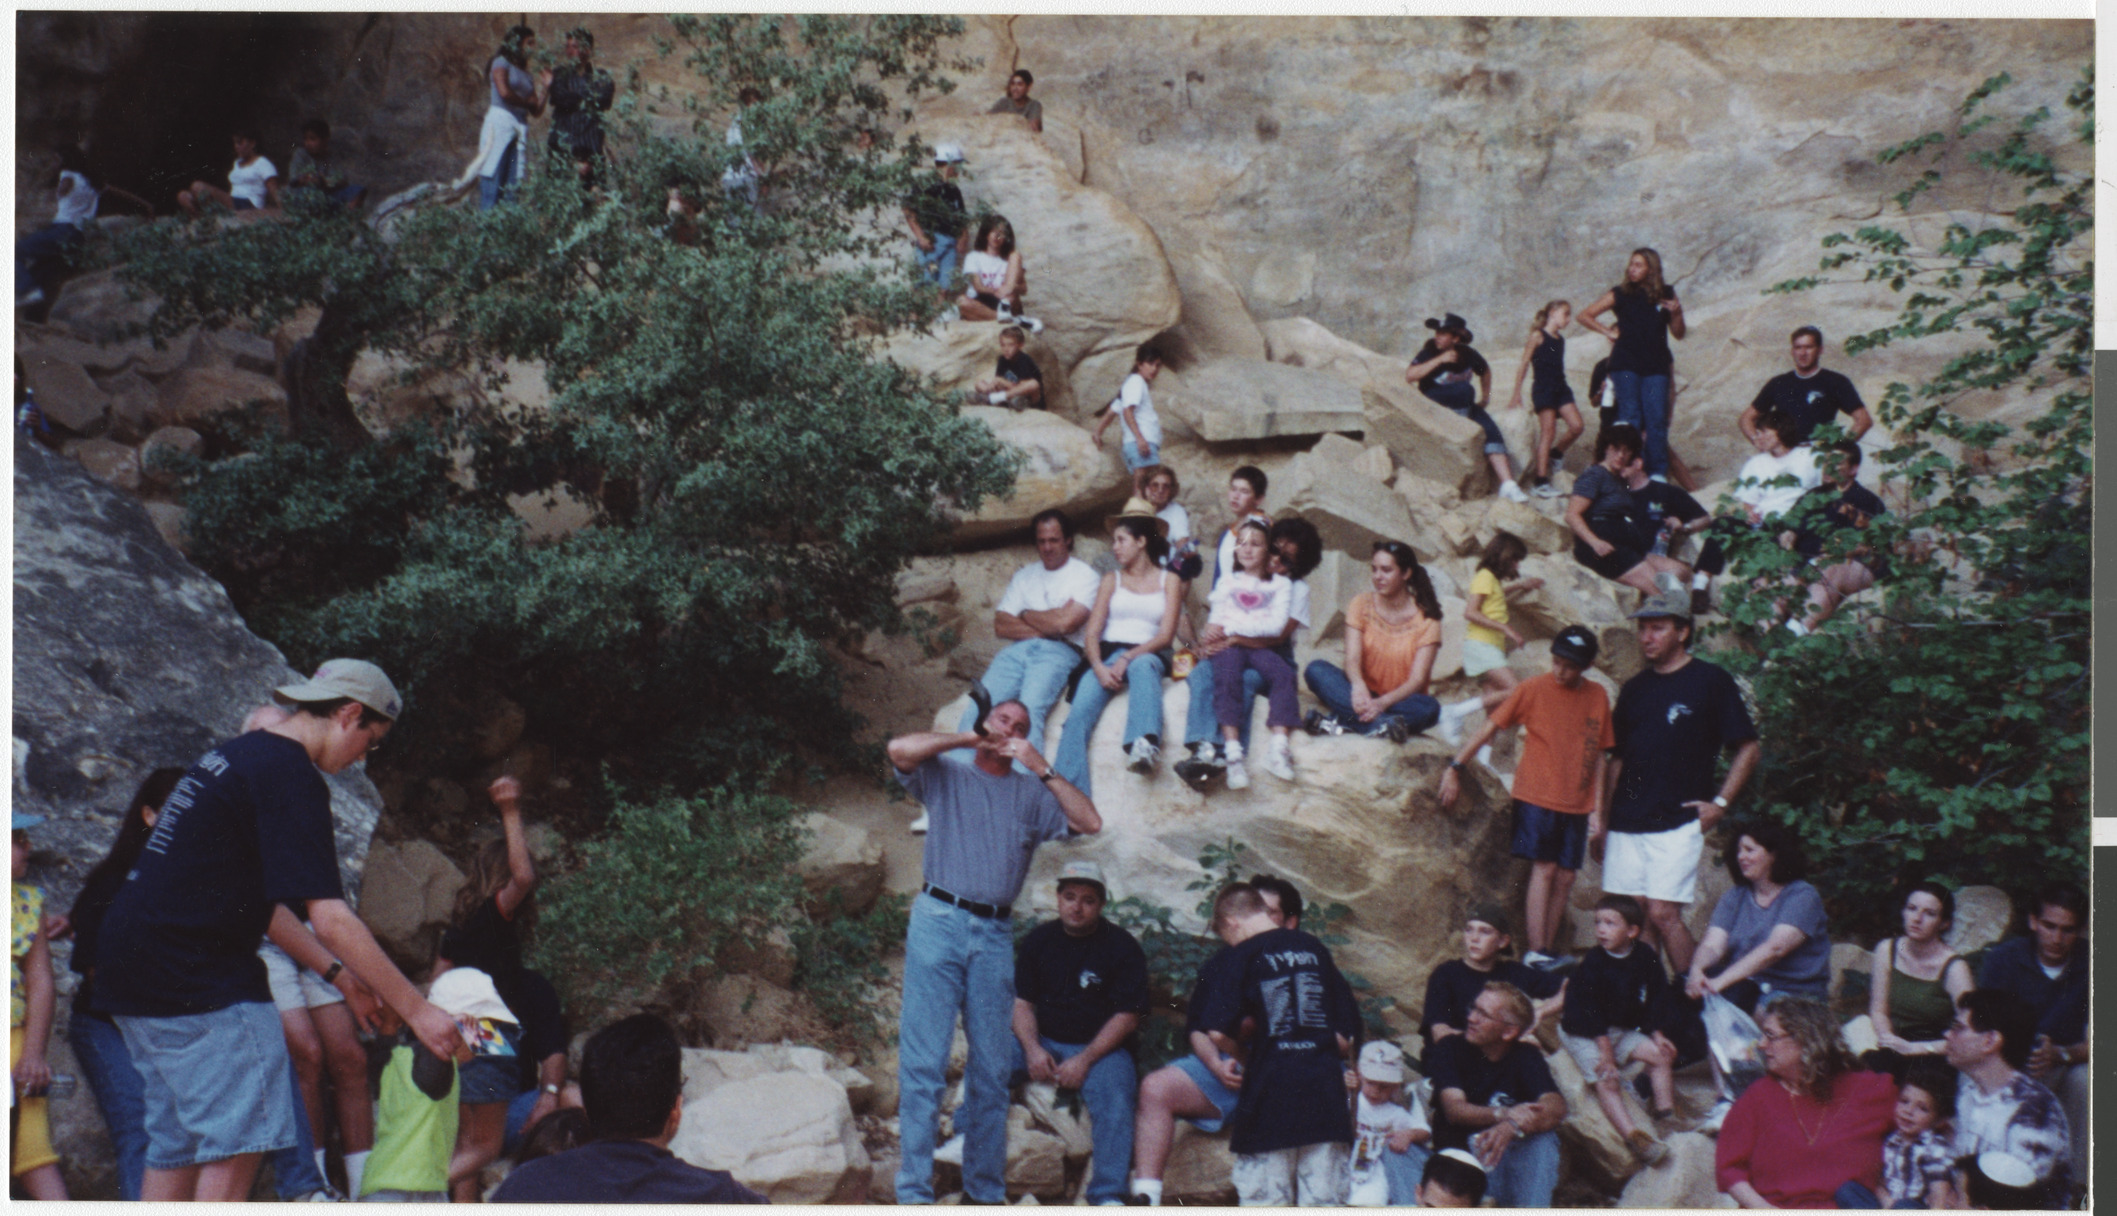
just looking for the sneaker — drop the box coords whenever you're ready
[1174,743,1219,790]
[1699,1096,1734,1136]
[295,1183,348,1202]
[935,1132,966,1165]
[909,811,931,835]
[1303,708,1346,737]
[1531,481,1564,499]
[1125,737,1161,773]
[1435,701,1471,746]
[938,306,961,324]
[1017,314,1045,334]
[1261,738,1294,781]
[1626,1129,1670,1166]
[1225,759,1250,790]
[1475,743,1494,768]
[1365,718,1415,743]
[1498,480,1531,504]
[1521,950,1557,970]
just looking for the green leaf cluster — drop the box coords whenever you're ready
[1728,68,2091,936]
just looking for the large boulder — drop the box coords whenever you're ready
[795,811,886,918]
[1258,317,1489,494]
[1619,1130,1733,1208]
[1164,1124,1238,1203]
[14,442,386,1198]
[950,406,1131,544]
[1176,356,1366,441]
[1277,435,1427,561]
[672,1048,872,1204]
[356,839,465,966]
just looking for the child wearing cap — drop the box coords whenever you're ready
[1416,1148,1489,1207]
[1348,1040,1430,1206]
[1416,906,1564,1057]
[12,813,68,1199]
[1436,624,1613,965]
[360,968,519,1201]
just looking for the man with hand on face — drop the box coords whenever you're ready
[1599,593,1760,975]
[1012,860,1147,1207]
[887,699,1102,1205]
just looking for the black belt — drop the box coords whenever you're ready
[923,883,1012,920]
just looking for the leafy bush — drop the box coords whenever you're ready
[791,892,912,1046]
[1718,68,2091,936]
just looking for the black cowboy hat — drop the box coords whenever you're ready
[1424,313,1474,344]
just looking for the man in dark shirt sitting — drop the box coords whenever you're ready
[1426,982,1568,1209]
[1781,440,1891,636]
[490,1013,765,1203]
[1974,881,2088,1192]
[1740,325,1872,447]
[1012,860,1149,1206]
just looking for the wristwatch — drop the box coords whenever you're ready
[1711,795,1729,809]
[1038,768,1060,783]
[1447,760,1464,771]
[321,960,344,985]
[542,1082,562,1096]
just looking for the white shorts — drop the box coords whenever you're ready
[1233,1141,1351,1207]
[1601,820,1703,904]
[1462,638,1509,678]
[259,939,345,1013]
[1560,1028,1654,1080]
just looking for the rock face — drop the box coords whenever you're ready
[948,406,1132,544]
[671,1045,873,1204]
[13,442,386,1198]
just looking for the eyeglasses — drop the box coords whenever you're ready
[1759,1028,1794,1044]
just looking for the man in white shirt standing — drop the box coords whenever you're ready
[939,509,1100,800]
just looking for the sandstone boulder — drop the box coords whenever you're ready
[795,811,886,917]
[153,364,289,429]
[100,370,159,441]
[1547,1042,1642,1191]
[1477,495,1576,557]
[23,352,110,433]
[65,437,139,491]
[1177,357,1365,441]
[1511,554,1643,682]
[1619,1131,1734,1208]
[696,973,816,1046]
[1004,1112,1069,1198]
[1277,440,1423,562]
[1164,1124,1237,1203]
[1167,245,1269,362]
[357,839,466,963]
[951,406,1130,545]
[137,425,203,488]
[1258,316,1488,493]
[44,269,157,343]
[1949,885,2013,954]
[671,1066,871,1203]
[878,318,1077,419]
[142,501,187,553]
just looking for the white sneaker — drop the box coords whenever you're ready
[939,306,961,324]
[1126,737,1161,773]
[1499,480,1531,504]
[1017,314,1045,334]
[1262,738,1294,781]
[909,811,931,835]
[1699,1097,1734,1136]
[1532,481,1564,499]
[1435,700,1473,747]
[1476,744,1494,769]
[934,1132,966,1164]
[1222,741,1249,789]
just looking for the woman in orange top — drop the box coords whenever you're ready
[1301,540,1443,740]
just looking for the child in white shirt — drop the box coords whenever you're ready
[1349,1041,1431,1206]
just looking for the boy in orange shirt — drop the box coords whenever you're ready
[1437,626,1612,964]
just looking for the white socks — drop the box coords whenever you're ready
[1692,572,1710,590]
[345,1150,370,1198]
[1132,1179,1164,1205]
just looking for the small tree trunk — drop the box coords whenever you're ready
[282,297,372,451]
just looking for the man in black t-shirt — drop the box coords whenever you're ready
[1740,326,1872,447]
[1599,596,1761,977]
[1417,905,1564,1057]
[94,660,464,1202]
[1195,885,1361,1206]
[1783,441,1891,636]
[1012,860,1148,1207]
[1406,313,1530,503]
[968,325,1044,409]
[903,145,967,295]
[1426,982,1567,1208]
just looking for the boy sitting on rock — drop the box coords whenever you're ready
[1557,894,1680,1166]
[965,325,1043,409]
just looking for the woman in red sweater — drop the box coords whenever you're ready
[1716,996,1896,1208]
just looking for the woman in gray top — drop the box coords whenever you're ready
[475,25,544,210]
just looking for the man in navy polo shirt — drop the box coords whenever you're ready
[94,660,465,1201]
[887,698,1101,1204]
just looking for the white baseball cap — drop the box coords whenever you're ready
[932,142,966,165]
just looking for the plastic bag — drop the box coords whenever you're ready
[1701,991,1766,1097]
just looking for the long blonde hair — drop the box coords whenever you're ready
[1619,247,1668,300]
[1531,299,1570,334]
[453,837,536,935]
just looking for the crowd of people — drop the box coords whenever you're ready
[8,44,2088,1211]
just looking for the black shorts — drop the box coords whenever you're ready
[1531,381,1576,413]
[970,289,1002,310]
[1575,534,1646,581]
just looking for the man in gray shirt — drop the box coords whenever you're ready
[989,69,1044,132]
[888,698,1101,1204]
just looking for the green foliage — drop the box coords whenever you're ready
[530,785,807,1023]
[112,14,1018,793]
[1187,837,1250,921]
[1732,67,2091,936]
[791,892,912,1045]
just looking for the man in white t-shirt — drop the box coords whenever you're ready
[178,128,281,218]
[950,508,1101,781]
[1091,342,1166,473]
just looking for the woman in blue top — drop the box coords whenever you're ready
[1579,248,1686,481]
[1683,820,1831,1015]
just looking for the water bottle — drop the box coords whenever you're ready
[1649,519,1670,557]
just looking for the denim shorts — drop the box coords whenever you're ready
[459,1020,527,1104]
[1510,800,1588,870]
[117,1002,298,1168]
[1169,1052,1240,1134]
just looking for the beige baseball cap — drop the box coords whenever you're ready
[1357,1040,1406,1083]
[427,967,518,1024]
[1055,858,1109,898]
[275,658,403,721]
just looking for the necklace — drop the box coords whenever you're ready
[1780,1081,1828,1145]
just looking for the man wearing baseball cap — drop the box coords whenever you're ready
[904,142,968,300]
[1438,625,1614,966]
[93,659,466,1201]
[1010,860,1148,1206]
[1601,592,1760,976]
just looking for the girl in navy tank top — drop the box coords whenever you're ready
[1506,300,1586,497]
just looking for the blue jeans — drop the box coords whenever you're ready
[1303,660,1440,735]
[1009,1035,1137,1205]
[897,895,1018,1204]
[503,1086,543,1157]
[70,1012,150,1200]
[958,637,1081,774]
[1382,1142,1433,1206]
[918,232,959,287]
[1054,650,1168,797]
[1120,432,1161,472]
[478,136,521,210]
[270,1052,329,1198]
[1183,662,1268,752]
[1486,1128,1560,1208]
[15,222,83,298]
[1610,370,1672,478]
[1422,382,1509,457]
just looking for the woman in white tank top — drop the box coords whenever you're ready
[1052,504,1183,796]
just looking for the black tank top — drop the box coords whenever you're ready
[1609,284,1677,376]
[1529,330,1566,390]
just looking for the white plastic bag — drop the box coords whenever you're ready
[1702,991,1766,1097]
